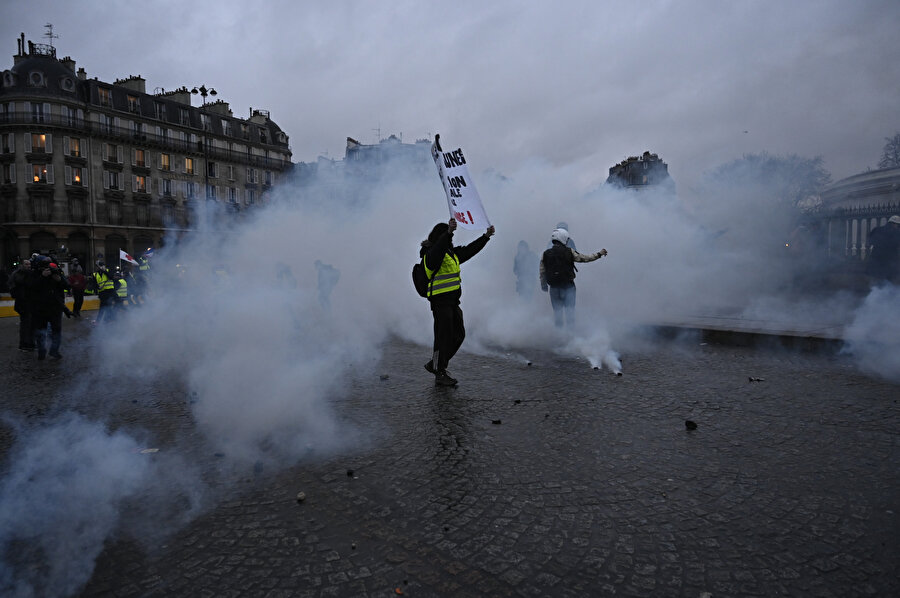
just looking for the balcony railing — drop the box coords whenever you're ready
[0,111,292,170]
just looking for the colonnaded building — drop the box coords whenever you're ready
[0,33,292,269]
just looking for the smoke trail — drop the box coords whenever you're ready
[0,415,150,597]
[842,284,900,383]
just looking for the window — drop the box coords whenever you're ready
[128,95,140,113]
[65,106,78,127]
[185,157,194,175]
[247,167,257,184]
[179,108,190,126]
[2,163,15,184]
[31,102,49,124]
[30,134,48,153]
[222,119,232,136]
[259,128,267,144]
[201,114,211,131]
[105,143,121,163]
[246,189,256,205]
[207,161,218,178]
[0,103,10,123]
[160,153,171,171]
[162,203,174,227]
[105,170,120,190]
[206,183,216,199]
[66,136,81,157]
[264,170,272,185]
[32,163,52,183]
[134,148,146,167]
[161,178,173,196]
[227,165,235,181]
[154,102,166,120]
[1,133,12,153]
[66,166,84,186]
[185,181,197,198]
[134,175,147,193]
[131,121,145,139]
[98,87,111,107]
[100,114,114,133]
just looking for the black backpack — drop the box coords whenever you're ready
[542,244,575,286]
[412,259,437,298]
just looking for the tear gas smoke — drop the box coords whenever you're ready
[3,142,897,597]
[842,285,900,383]
[0,414,205,597]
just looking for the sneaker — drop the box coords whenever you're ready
[424,360,436,375]
[434,370,458,386]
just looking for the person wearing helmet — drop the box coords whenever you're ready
[546,221,577,251]
[866,215,900,283]
[420,217,496,386]
[540,227,608,330]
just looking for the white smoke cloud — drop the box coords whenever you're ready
[4,145,896,597]
[0,413,204,597]
[842,284,900,382]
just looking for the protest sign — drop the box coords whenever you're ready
[431,134,490,230]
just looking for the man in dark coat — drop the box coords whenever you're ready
[420,218,495,386]
[9,259,36,351]
[31,259,72,360]
[867,215,900,283]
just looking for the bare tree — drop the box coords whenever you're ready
[878,133,900,169]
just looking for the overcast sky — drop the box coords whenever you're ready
[3,0,898,191]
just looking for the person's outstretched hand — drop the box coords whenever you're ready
[448,218,457,233]
[486,225,495,237]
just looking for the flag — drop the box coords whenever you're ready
[431,135,490,230]
[119,249,139,265]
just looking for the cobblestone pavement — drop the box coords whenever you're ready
[1,316,898,597]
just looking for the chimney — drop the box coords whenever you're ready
[60,56,76,73]
[77,67,86,81]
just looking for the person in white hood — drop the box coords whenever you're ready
[540,228,607,330]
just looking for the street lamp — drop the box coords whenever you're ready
[191,85,216,201]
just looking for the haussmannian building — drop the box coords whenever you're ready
[0,34,292,269]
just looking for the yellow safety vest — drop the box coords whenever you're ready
[423,253,461,297]
[94,271,115,293]
[116,278,128,298]
[139,258,151,272]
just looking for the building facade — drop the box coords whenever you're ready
[818,166,900,260]
[606,151,675,193]
[0,34,292,269]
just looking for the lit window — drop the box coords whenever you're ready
[31,134,47,152]
[32,164,49,183]
[69,137,81,157]
[128,95,140,113]
[134,175,147,193]
[71,167,83,186]
[160,153,171,171]
[134,149,146,167]
[98,88,111,107]
[185,157,194,175]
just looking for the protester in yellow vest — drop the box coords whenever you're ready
[419,218,495,386]
[87,260,119,322]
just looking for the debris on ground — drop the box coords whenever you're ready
[296,491,306,503]
[749,376,765,382]
[380,374,390,380]
[139,448,159,454]
[346,469,354,477]
[492,419,502,425]
[685,420,698,431]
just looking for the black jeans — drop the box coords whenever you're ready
[33,311,62,356]
[431,303,465,372]
[16,307,34,348]
[72,289,84,315]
